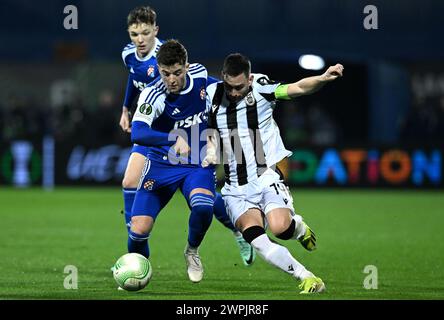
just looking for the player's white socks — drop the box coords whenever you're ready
[251,234,313,280]
[291,214,306,240]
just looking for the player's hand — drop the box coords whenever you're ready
[322,64,344,82]
[173,135,190,156]
[119,107,132,133]
[202,149,217,167]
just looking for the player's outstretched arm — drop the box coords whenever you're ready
[284,63,344,98]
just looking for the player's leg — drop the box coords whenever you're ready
[128,189,172,259]
[235,208,310,279]
[128,160,177,259]
[121,146,147,232]
[262,169,317,251]
[180,168,215,283]
[225,188,324,294]
[259,171,324,293]
[213,192,255,266]
[267,208,316,251]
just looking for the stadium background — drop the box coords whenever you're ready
[1,0,443,301]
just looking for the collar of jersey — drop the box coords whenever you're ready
[135,38,161,62]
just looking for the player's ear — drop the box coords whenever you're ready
[185,63,190,72]
[248,74,254,86]
[154,25,159,36]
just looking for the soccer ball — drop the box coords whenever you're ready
[113,253,152,291]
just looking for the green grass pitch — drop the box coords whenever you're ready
[0,187,443,300]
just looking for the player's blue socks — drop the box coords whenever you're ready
[188,193,214,248]
[128,230,150,258]
[123,188,137,232]
[213,192,236,232]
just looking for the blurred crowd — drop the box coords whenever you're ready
[0,89,127,146]
[399,95,444,144]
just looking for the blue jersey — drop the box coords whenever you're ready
[121,38,163,108]
[132,63,210,166]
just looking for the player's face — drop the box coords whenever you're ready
[222,72,253,103]
[158,63,190,93]
[128,23,159,58]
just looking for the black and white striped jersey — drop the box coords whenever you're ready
[206,73,292,187]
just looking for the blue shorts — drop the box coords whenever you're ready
[131,144,149,157]
[132,159,216,220]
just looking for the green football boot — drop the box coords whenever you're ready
[299,276,326,294]
[298,221,317,251]
[235,234,256,266]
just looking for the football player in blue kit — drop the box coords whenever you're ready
[128,40,223,282]
[118,7,255,267]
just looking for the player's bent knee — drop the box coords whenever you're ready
[268,212,293,237]
[275,219,296,240]
[122,176,139,189]
[242,226,266,244]
[130,216,154,234]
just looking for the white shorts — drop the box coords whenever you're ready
[221,168,294,226]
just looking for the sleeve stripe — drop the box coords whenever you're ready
[190,70,208,79]
[189,64,204,71]
[121,47,136,64]
[144,85,164,105]
[189,66,206,74]
[123,44,136,51]
[146,89,166,105]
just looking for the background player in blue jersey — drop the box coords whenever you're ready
[129,40,220,282]
[119,6,162,234]
[119,6,255,267]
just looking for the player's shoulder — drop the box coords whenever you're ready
[121,43,136,64]
[139,79,167,106]
[252,73,278,86]
[206,81,221,98]
[188,63,208,79]
[252,73,280,95]
[152,38,163,57]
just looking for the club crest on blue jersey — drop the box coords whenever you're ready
[200,87,206,100]
[144,179,155,190]
[147,65,155,77]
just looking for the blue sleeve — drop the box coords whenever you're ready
[207,76,220,86]
[131,121,176,147]
[123,74,138,108]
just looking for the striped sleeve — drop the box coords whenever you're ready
[253,73,281,102]
[132,85,166,126]
[189,63,208,79]
[121,43,136,67]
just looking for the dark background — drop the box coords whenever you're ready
[0,0,443,187]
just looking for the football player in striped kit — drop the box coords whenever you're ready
[203,53,344,293]
[118,7,255,268]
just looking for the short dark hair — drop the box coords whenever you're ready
[127,6,157,27]
[156,39,188,66]
[222,53,251,77]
